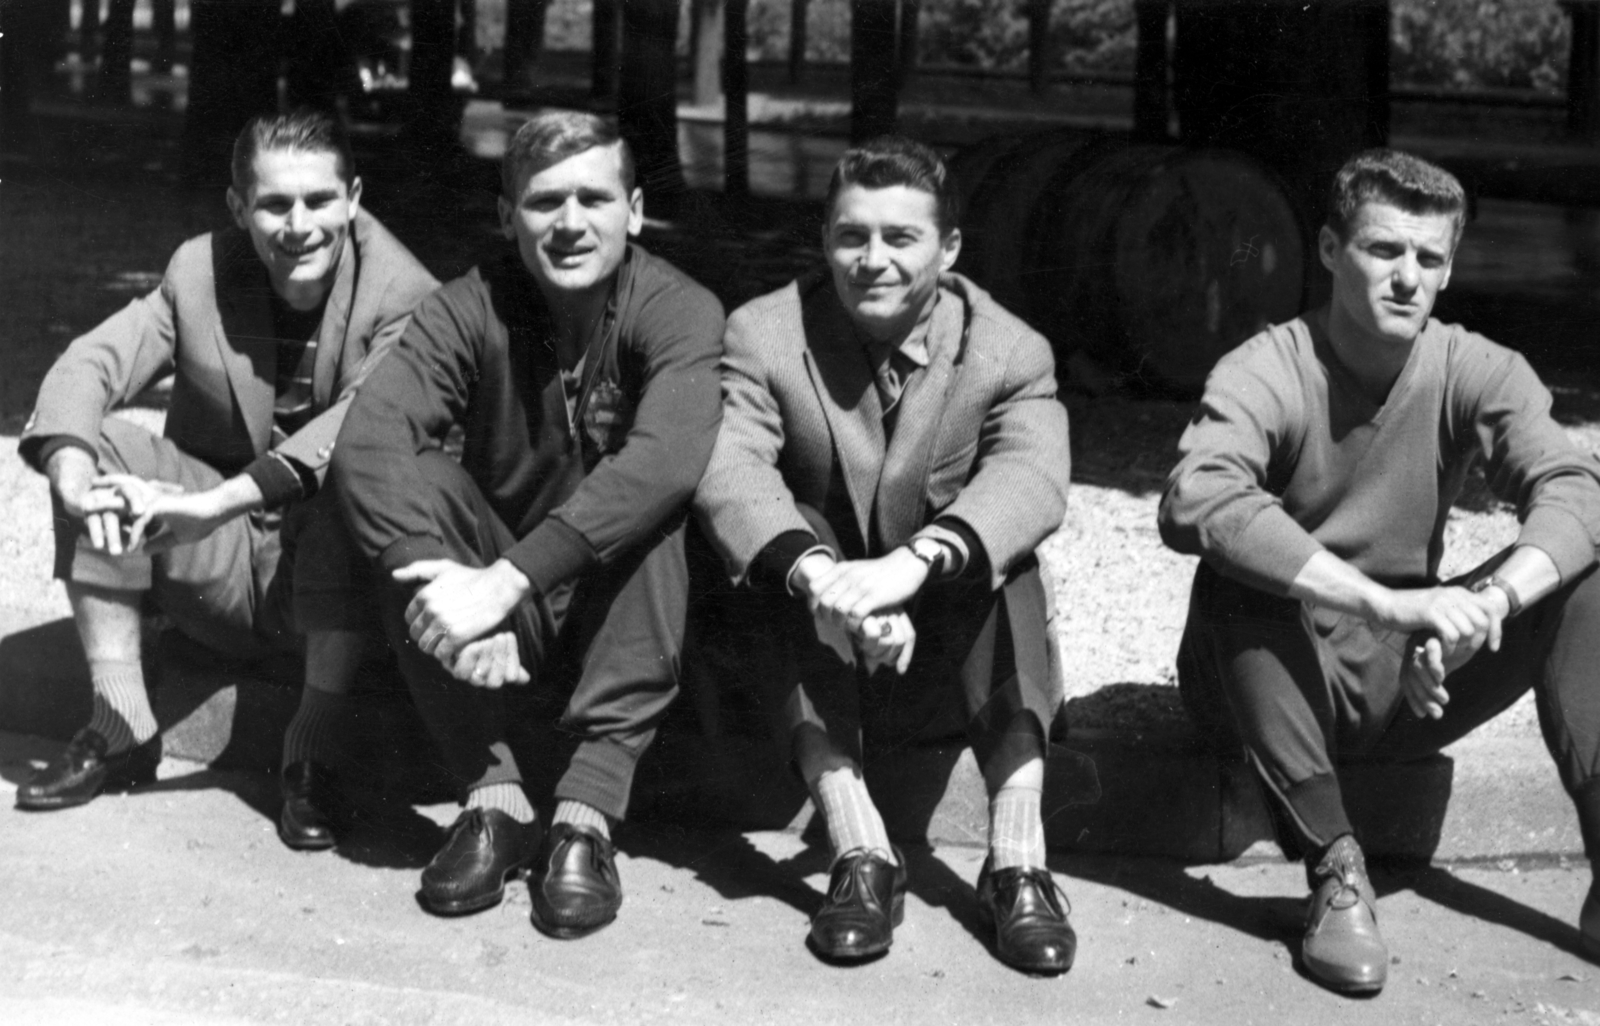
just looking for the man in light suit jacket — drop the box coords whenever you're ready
[16,111,438,850]
[695,137,1076,974]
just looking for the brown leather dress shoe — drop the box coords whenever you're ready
[808,847,906,961]
[530,823,624,939]
[16,728,160,811]
[419,808,539,916]
[1301,834,1388,994]
[278,761,342,852]
[976,856,1077,974]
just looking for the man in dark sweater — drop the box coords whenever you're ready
[17,111,439,851]
[1160,149,1600,995]
[331,112,723,937]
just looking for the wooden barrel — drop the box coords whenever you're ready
[953,134,1305,395]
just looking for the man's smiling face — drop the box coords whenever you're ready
[497,143,643,300]
[228,147,361,311]
[1321,200,1458,350]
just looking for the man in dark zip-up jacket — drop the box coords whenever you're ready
[331,112,723,937]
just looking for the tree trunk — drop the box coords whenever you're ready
[693,0,724,107]
[896,0,918,89]
[592,0,622,101]
[152,0,177,73]
[405,0,461,154]
[1173,0,1389,227]
[618,0,685,201]
[504,0,548,94]
[788,0,809,84]
[94,0,134,105]
[1027,0,1050,95]
[724,0,749,196]
[1132,0,1170,142]
[78,0,100,65]
[2,0,54,154]
[285,0,352,113]
[850,0,899,143]
[182,0,280,186]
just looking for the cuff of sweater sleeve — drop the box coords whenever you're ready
[243,452,306,510]
[1519,505,1599,583]
[755,529,828,590]
[925,517,989,580]
[1228,507,1324,596]
[378,535,451,575]
[29,435,98,474]
[503,517,599,599]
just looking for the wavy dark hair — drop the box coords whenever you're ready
[1327,148,1466,245]
[824,135,961,235]
[231,109,354,194]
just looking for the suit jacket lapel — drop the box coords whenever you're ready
[311,234,356,409]
[875,289,966,549]
[211,230,277,454]
[799,282,885,550]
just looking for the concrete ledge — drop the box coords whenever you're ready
[0,616,1582,863]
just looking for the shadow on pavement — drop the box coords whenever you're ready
[1385,861,1592,962]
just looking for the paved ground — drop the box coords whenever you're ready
[0,733,1597,1026]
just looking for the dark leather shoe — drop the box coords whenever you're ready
[530,823,624,938]
[16,728,160,811]
[808,847,906,961]
[1302,834,1387,994]
[976,856,1077,974]
[278,761,342,851]
[419,808,539,916]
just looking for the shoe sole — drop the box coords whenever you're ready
[277,825,338,852]
[808,893,905,961]
[421,864,529,917]
[529,901,621,940]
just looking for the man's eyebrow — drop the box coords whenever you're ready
[524,185,617,202]
[254,188,341,205]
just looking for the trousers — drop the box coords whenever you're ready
[1178,553,1600,858]
[376,450,687,819]
[52,416,370,656]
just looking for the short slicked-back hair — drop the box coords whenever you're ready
[1327,148,1467,245]
[501,111,636,199]
[231,109,355,195]
[824,136,961,236]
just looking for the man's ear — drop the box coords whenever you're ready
[347,176,364,219]
[226,186,248,231]
[496,194,516,241]
[940,227,962,273]
[1317,224,1341,275]
[627,187,644,237]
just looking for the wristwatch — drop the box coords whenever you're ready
[1471,574,1523,618]
[905,537,947,576]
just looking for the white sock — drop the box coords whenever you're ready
[989,784,1047,870]
[813,767,894,864]
[466,782,536,824]
[554,800,611,840]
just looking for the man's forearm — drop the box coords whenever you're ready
[1482,545,1562,614]
[1287,550,1390,622]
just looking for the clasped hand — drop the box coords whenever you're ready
[802,550,929,675]
[393,559,531,688]
[94,473,220,552]
[1379,585,1508,720]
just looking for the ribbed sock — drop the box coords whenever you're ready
[554,799,612,840]
[467,781,536,825]
[281,687,348,769]
[813,767,894,864]
[87,659,157,755]
[989,784,1047,870]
